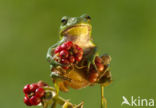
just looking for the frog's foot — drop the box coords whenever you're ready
[50,59,68,71]
[49,58,62,67]
[86,47,98,72]
[87,53,98,72]
[46,38,65,67]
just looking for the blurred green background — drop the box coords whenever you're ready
[0,0,156,108]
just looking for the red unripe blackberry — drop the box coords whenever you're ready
[24,96,32,106]
[37,81,48,87]
[29,96,41,105]
[54,46,62,54]
[29,84,39,92]
[23,84,31,94]
[62,66,69,70]
[35,87,45,98]
[61,41,73,50]
[69,56,75,63]
[60,50,69,58]
[61,58,70,64]
[65,41,73,49]
[75,53,83,62]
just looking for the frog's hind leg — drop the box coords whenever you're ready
[87,47,98,71]
[101,85,107,108]
[50,72,71,95]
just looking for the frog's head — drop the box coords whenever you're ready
[59,14,92,37]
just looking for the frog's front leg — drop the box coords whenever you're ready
[50,72,71,82]
[87,47,98,71]
[46,39,65,68]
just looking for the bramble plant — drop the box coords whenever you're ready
[23,14,112,108]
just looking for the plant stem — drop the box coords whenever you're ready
[43,86,83,108]
[55,96,66,105]
[101,85,107,108]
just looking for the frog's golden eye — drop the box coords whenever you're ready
[85,15,91,20]
[61,18,68,25]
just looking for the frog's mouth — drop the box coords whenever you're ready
[61,23,92,37]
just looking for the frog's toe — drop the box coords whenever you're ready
[87,58,98,72]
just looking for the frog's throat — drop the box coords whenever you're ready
[61,24,92,37]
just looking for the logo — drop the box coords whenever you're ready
[121,96,155,107]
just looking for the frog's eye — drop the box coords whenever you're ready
[61,18,68,25]
[85,15,91,21]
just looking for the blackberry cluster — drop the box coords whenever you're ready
[23,81,47,106]
[54,41,83,70]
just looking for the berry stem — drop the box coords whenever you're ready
[43,102,48,108]
[43,86,56,92]
[54,96,66,105]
